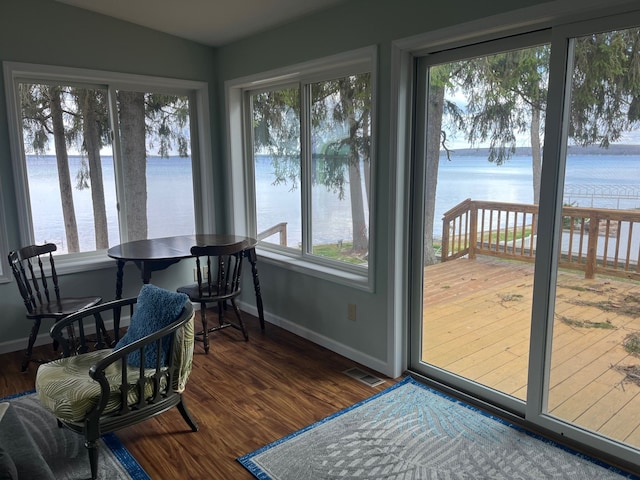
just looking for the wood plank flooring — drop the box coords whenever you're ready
[0,313,395,479]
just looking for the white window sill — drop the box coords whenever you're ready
[43,250,117,276]
[256,247,374,292]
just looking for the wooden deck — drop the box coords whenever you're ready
[422,256,640,448]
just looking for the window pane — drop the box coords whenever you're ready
[310,74,371,265]
[420,45,549,400]
[17,83,196,254]
[19,83,118,254]
[252,87,302,249]
[116,91,195,241]
[548,26,640,449]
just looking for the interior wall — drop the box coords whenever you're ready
[217,0,546,376]
[0,0,216,349]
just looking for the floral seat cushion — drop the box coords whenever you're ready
[35,315,194,423]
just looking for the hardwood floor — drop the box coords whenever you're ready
[0,311,396,479]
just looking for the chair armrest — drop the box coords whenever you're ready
[86,302,194,417]
[50,297,137,356]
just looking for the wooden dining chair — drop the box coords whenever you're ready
[177,242,249,353]
[8,243,102,371]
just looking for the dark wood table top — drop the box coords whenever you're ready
[107,234,257,262]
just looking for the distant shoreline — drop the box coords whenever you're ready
[445,144,640,156]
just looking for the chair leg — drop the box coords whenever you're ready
[85,439,99,480]
[230,299,249,341]
[21,318,42,372]
[177,397,199,432]
[200,303,210,354]
[217,301,224,327]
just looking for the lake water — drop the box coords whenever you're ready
[27,155,195,252]
[436,153,640,211]
[25,153,640,252]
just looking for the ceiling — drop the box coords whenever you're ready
[55,0,348,47]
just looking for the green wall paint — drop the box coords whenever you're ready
[0,0,217,348]
[217,0,546,372]
[1,0,547,373]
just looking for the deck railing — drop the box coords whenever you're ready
[257,222,288,246]
[441,199,640,280]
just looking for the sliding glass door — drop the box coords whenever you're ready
[545,23,640,451]
[411,32,550,412]
[409,10,640,469]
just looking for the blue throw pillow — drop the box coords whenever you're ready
[114,284,189,368]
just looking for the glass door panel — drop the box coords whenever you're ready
[419,44,549,401]
[547,26,640,448]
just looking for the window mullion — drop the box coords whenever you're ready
[107,85,129,243]
[300,83,313,257]
[243,90,259,239]
[526,32,573,422]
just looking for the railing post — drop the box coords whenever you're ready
[585,213,598,279]
[442,216,450,262]
[469,201,477,260]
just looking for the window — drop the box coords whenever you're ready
[4,62,212,268]
[546,23,640,454]
[228,47,375,288]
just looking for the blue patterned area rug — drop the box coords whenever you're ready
[238,376,638,479]
[2,391,149,480]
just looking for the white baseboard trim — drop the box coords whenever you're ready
[239,301,393,378]
[0,317,130,356]
[2,304,394,379]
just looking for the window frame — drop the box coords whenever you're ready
[225,46,377,292]
[0,174,9,283]
[3,61,214,275]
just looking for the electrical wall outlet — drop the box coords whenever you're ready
[347,303,357,321]
[193,266,209,281]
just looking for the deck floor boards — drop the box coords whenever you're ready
[422,255,640,447]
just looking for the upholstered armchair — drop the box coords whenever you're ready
[35,285,198,480]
